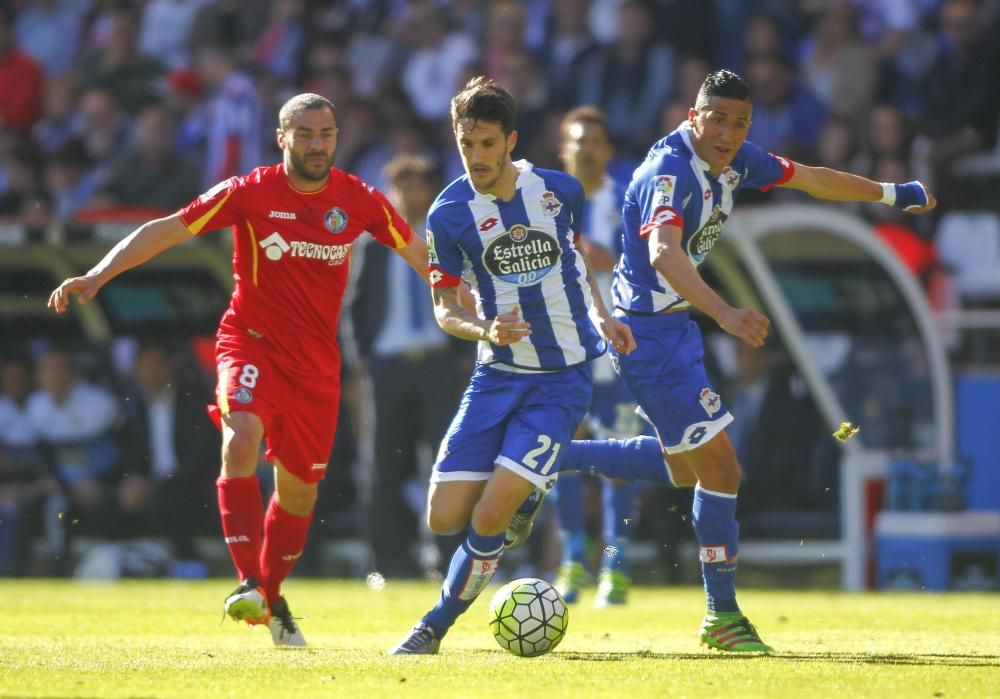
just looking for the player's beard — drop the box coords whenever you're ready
[470,151,509,193]
[288,149,334,182]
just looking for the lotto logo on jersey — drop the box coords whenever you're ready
[483,226,561,286]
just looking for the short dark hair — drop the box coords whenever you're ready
[560,105,613,145]
[384,154,439,188]
[278,93,337,130]
[450,77,516,136]
[694,70,752,112]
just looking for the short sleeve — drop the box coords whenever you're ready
[363,185,414,249]
[634,161,690,238]
[178,177,244,236]
[565,175,585,241]
[738,140,795,192]
[426,206,464,288]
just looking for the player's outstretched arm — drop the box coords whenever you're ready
[648,223,769,348]
[394,234,430,282]
[779,163,937,214]
[48,213,193,313]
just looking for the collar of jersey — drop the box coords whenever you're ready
[678,122,713,177]
[473,159,532,202]
[283,163,330,195]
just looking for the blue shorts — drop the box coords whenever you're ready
[611,311,732,454]
[432,362,592,492]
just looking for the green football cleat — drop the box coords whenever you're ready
[699,613,774,653]
[594,569,630,607]
[553,561,592,604]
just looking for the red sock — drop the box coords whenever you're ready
[260,494,313,604]
[216,476,264,583]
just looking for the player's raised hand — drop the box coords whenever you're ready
[718,307,770,348]
[599,317,637,355]
[894,181,937,214]
[489,305,532,345]
[48,275,103,314]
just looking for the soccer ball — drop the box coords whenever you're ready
[488,577,569,657]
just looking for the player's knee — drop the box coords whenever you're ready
[427,509,463,535]
[469,499,509,536]
[222,431,260,476]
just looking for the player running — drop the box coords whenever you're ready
[388,77,635,655]
[48,93,427,647]
[560,69,936,652]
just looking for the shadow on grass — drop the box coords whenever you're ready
[549,650,1000,667]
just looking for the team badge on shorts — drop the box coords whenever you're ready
[234,387,253,403]
[699,387,721,416]
[324,207,348,234]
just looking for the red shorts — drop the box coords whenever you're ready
[209,334,341,483]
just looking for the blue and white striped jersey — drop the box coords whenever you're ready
[581,174,626,259]
[612,122,794,314]
[427,160,604,371]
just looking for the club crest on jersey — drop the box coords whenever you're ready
[699,387,721,416]
[686,205,728,262]
[721,167,740,189]
[541,190,562,216]
[233,387,253,404]
[324,207,348,234]
[483,225,560,286]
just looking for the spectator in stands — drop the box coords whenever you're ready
[348,155,465,578]
[800,1,878,130]
[33,78,78,155]
[26,348,122,558]
[77,1,166,115]
[577,0,677,158]
[76,88,131,180]
[249,0,306,83]
[745,51,828,162]
[538,0,598,110]
[94,102,202,213]
[13,0,89,79]
[193,44,263,188]
[138,0,211,71]
[42,139,102,222]
[917,0,1000,187]
[187,0,270,62]
[399,0,478,123]
[0,143,43,217]
[118,339,218,566]
[0,6,44,135]
[0,354,61,576]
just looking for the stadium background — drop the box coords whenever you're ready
[1,0,998,592]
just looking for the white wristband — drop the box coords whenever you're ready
[879,182,896,206]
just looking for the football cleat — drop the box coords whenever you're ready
[267,596,307,647]
[699,613,773,653]
[224,578,270,625]
[504,489,547,550]
[553,561,592,604]
[388,622,441,655]
[594,569,630,607]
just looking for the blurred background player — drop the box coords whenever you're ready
[49,93,428,647]
[551,106,639,607]
[389,77,635,655]
[347,154,466,579]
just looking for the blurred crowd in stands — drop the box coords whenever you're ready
[2,0,999,579]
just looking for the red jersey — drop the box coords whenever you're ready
[178,164,413,375]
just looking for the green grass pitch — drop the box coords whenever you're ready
[2,579,998,698]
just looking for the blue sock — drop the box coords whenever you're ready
[562,437,674,484]
[422,527,504,636]
[600,480,635,572]
[552,474,586,564]
[691,486,740,614]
